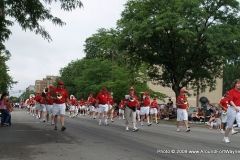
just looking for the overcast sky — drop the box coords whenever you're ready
[5,0,127,95]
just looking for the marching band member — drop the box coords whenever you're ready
[78,98,86,116]
[108,94,115,122]
[118,100,126,120]
[150,97,159,124]
[52,81,69,131]
[140,92,152,126]
[223,79,240,143]
[176,87,190,132]
[125,87,139,132]
[34,92,42,119]
[46,86,55,125]
[87,93,96,119]
[69,95,77,118]
[96,87,111,126]
[39,91,47,122]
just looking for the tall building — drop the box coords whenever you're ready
[35,80,47,93]
[35,75,58,93]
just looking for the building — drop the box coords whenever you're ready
[35,75,58,93]
[35,80,47,93]
[148,78,223,107]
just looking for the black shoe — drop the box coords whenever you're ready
[54,126,57,130]
[61,126,66,131]
[186,128,190,132]
[132,128,139,132]
[147,123,152,126]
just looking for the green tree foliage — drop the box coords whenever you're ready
[10,96,20,103]
[0,51,15,92]
[19,90,35,102]
[117,0,240,97]
[0,0,82,93]
[60,58,165,102]
[84,28,150,86]
[0,0,83,45]
[223,55,240,94]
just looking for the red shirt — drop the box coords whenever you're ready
[151,100,158,108]
[34,95,42,103]
[79,100,85,106]
[69,98,78,106]
[108,97,114,105]
[143,96,151,106]
[46,93,54,105]
[40,96,47,104]
[54,87,69,104]
[219,97,228,111]
[127,95,139,108]
[227,88,240,106]
[176,94,188,109]
[97,91,109,104]
[119,101,126,109]
[87,96,96,105]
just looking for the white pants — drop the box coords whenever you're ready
[236,109,240,127]
[226,106,237,128]
[150,108,158,114]
[177,108,188,121]
[89,105,96,112]
[35,103,41,111]
[40,104,47,112]
[46,105,53,113]
[99,104,109,113]
[221,111,227,123]
[52,103,66,116]
[69,105,76,111]
[140,106,150,115]
[119,109,125,114]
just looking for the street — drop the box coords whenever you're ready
[0,110,239,160]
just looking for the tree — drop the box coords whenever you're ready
[223,55,240,94]
[0,51,15,92]
[84,28,150,86]
[19,89,35,102]
[117,0,240,97]
[0,0,83,46]
[0,0,82,92]
[60,58,165,102]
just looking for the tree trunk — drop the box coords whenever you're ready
[172,84,181,101]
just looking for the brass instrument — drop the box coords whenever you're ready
[129,96,135,102]
[56,92,62,99]
[43,87,48,94]
[184,95,189,108]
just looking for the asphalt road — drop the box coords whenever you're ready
[0,110,240,160]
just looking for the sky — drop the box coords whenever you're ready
[5,0,127,96]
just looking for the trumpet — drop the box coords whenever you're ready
[56,92,62,99]
[43,88,48,94]
[129,96,135,102]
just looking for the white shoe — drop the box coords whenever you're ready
[147,123,152,126]
[177,128,180,132]
[126,126,129,131]
[231,130,238,135]
[223,137,230,143]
